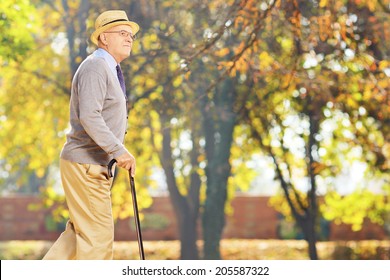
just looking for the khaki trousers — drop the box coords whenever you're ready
[43,159,114,260]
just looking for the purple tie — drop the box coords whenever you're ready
[116,64,126,96]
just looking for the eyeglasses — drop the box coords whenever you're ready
[104,30,137,41]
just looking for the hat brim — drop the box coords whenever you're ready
[90,21,139,45]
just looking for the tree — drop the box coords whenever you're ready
[0,0,37,62]
[237,0,390,259]
[196,0,278,259]
[0,0,69,193]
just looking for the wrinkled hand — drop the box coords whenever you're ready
[115,151,136,177]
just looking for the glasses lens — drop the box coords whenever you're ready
[116,30,136,40]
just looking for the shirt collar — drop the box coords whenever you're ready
[94,48,118,77]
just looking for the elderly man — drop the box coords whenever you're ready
[43,10,139,260]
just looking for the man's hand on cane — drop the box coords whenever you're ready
[115,151,136,177]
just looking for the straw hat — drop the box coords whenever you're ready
[90,10,139,45]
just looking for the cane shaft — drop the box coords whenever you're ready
[130,173,145,260]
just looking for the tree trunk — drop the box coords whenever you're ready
[202,79,236,259]
[305,112,319,260]
[177,202,200,260]
[306,216,318,260]
[202,171,230,259]
[159,113,201,259]
[296,214,318,260]
[246,108,320,260]
[62,0,90,77]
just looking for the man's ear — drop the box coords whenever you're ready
[99,34,108,46]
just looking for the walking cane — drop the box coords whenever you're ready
[108,159,145,260]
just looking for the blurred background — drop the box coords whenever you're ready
[0,0,389,260]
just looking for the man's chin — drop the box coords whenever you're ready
[122,52,131,59]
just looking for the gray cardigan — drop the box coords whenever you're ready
[60,53,127,165]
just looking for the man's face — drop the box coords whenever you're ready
[103,24,134,63]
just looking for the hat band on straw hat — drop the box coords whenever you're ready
[102,19,128,27]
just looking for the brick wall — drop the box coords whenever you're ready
[0,195,388,241]
[0,196,59,240]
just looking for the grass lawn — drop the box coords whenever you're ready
[0,239,389,260]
